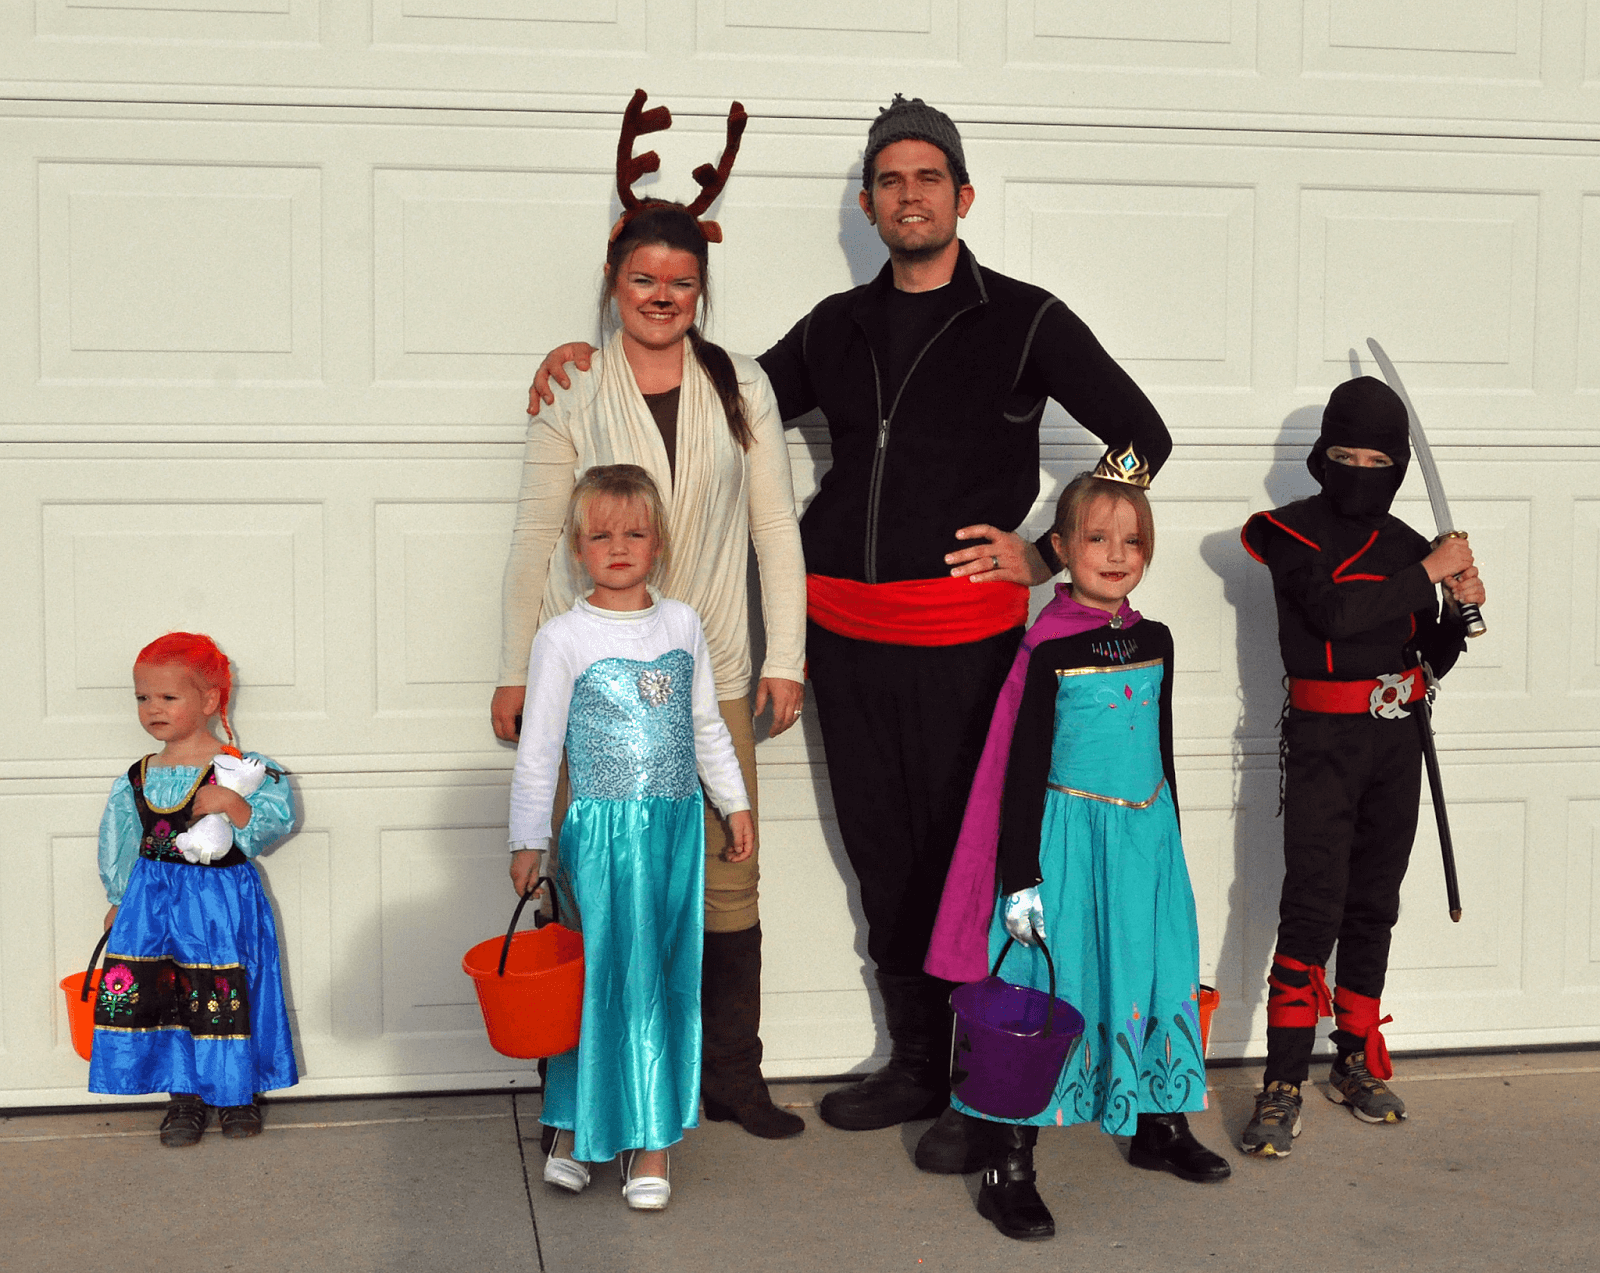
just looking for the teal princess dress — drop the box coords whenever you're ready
[512,598,745,1164]
[952,619,1207,1134]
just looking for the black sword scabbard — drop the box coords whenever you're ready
[1411,682,1463,922]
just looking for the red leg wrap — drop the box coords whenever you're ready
[1265,953,1332,1029]
[1334,986,1394,1081]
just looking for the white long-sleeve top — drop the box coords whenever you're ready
[496,332,806,701]
[508,594,750,854]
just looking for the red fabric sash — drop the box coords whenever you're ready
[1266,953,1333,1029]
[806,573,1029,647]
[1334,986,1395,1080]
[1289,666,1425,715]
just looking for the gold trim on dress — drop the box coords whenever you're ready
[103,953,247,972]
[1055,657,1163,678]
[91,1024,252,1040]
[137,755,212,814]
[1046,777,1167,809]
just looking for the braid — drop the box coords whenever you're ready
[687,326,752,452]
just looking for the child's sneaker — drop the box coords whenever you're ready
[1240,1080,1302,1157]
[1326,1052,1406,1124]
[159,1094,208,1147]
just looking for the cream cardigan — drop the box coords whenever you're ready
[497,333,807,701]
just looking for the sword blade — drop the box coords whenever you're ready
[1365,337,1455,535]
[1366,337,1485,638]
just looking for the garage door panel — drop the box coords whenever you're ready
[38,161,323,386]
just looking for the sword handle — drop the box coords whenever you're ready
[1439,531,1487,638]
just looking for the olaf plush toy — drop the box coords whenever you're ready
[175,752,268,864]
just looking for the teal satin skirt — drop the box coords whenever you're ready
[953,785,1207,1135]
[542,793,705,1162]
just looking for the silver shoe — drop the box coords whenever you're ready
[542,1128,590,1193]
[621,1148,671,1210]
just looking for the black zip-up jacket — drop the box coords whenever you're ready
[756,242,1173,585]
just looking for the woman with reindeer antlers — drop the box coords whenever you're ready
[490,92,809,1162]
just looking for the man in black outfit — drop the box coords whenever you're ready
[1239,376,1486,1157]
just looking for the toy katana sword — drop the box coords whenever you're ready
[1366,337,1473,922]
[1365,337,1486,638]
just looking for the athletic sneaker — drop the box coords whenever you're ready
[1326,1052,1406,1124]
[1240,1081,1303,1157]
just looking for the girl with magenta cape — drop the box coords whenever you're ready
[921,467,1231,1242]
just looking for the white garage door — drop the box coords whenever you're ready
[4,2,1599,1105]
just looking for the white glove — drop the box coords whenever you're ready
[1002,887,1047,945]
[175,754,267,864]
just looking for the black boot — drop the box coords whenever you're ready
[914,1105,1006,1174]
[1129,1112,1232,1182]
[700,925,805,1139]
[976,1125,1054,1241]
[818,971,951,1131]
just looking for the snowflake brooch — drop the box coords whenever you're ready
[637,668,673,707]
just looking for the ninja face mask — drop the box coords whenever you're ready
[1307,376,1410,522]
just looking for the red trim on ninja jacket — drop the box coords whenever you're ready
[1331,530,1382,582]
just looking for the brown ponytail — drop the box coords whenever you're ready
[686,325,752,451]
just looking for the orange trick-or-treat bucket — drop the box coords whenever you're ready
[462,880,584,1060]
[61,929,112,1062]
[1198,984,1221,1056]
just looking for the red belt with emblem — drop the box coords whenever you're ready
[1288,666,1425,717]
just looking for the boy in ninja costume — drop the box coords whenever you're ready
[1238,376,1486,1156]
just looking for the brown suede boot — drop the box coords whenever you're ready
[701,925,805,1138]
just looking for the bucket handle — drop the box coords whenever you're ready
[497,876,559,977]
[80,927,112,1003]
[990,932,1058,1039]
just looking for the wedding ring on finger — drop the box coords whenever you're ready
[991,555,1000,571]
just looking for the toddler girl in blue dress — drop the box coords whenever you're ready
[90,632,297,1145]
[508,464,752,1211]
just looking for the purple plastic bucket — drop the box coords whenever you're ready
[949,936,1085,1121]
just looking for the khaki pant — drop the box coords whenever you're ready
[551,695,760,934]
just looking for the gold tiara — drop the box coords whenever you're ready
[1092,443,1152,488]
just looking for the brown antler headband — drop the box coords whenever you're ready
[611,89,748,244]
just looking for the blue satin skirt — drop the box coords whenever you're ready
[542,793,705,1162]
[953,786,1206,1135]
[88,857,298,1107]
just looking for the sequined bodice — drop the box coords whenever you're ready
[1049,660,1165,803]
[565,649,697,801]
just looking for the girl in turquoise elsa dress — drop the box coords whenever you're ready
[925,472,1231,1241]
[507,464,752,1212]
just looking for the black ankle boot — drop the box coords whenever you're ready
[818,971,951,1131]
[1129,1112,1232,1182]
[914,1106,1006,1174]
[700,925,805,1139]
[976,1125,1054,1241]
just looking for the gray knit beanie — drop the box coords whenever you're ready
[862,93,968,189]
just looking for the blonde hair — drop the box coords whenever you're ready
[1051,472,1156,566]
[567,464,671,581]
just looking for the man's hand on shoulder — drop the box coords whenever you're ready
[527,342,597,415]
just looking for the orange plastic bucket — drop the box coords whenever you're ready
[462,881,584,1060]
[1198,984,1221,1056]
[61,929,111,1062]
[61,970,102,1061]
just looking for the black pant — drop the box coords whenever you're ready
[1276,709,1422,999]
[807,621,1022,976]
